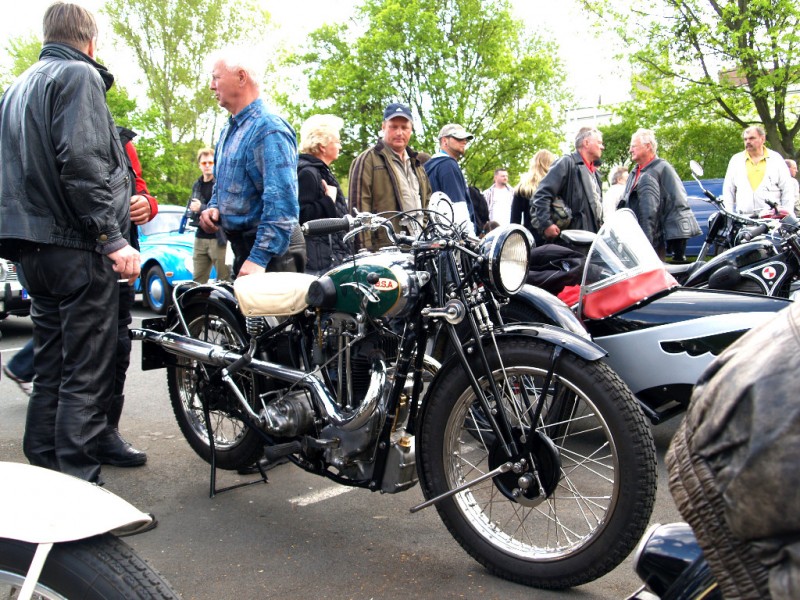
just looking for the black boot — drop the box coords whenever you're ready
[97,394,147,467]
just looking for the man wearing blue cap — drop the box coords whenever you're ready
[349,102,431,249]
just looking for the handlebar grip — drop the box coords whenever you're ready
[302,216,352,236]
[739,223,768,242]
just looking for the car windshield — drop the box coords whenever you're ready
[140,210,186,236]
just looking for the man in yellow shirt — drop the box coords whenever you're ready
[721,126,794,215]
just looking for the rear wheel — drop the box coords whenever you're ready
[0,535,179,599]
[167,303,265,470]
[419,338,657,589]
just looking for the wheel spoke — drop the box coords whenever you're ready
[443,365,618,558]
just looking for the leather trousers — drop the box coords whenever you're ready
[19,244,119,484]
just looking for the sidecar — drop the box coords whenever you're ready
[508,209,791,423]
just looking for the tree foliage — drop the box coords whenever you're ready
[103,0,270,203]
[588,0,800,162]
[0,34,41,91]
[0,33,142,147]
[601,109,743,179]
[283,0,568,189]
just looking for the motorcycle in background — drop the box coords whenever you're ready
[503,209,791,424]
[626,523,720,600]
[667,160,800,298]
[133,195,657,590]
[0,461,178,599]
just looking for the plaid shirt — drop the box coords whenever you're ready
[209,99,298,268]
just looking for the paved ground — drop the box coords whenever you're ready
[0,310,682,599]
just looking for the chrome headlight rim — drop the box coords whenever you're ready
[479,225,532,296]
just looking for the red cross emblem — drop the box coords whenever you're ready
[762,266,777,280]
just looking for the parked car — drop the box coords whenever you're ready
[683,178,724,257]
[136,204,229,314]
[0,258,31,321]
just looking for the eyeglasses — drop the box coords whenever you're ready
[200,161,214,166]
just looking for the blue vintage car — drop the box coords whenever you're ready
[135,204,228,313]
[682,178,724,257]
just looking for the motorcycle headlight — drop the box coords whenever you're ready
[479,225,532,296]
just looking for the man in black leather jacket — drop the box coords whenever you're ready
[619,128,700,259]
[531,127,604,245]
[0,2,140,484]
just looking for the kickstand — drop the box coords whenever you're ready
[203,396,268,498]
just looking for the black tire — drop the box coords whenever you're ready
[0,534,180,599]
[167,303,264,470]
[418,338,657,589]
[143,265,172,315]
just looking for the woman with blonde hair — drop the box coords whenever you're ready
[511,149,556,236]
[298,114,351,275]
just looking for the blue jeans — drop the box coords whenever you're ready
[7,338,34,382]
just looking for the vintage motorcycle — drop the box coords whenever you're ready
[0,461,178,599]
[133,196,657,590]
[667,161,800,298]
[502,209,791,424]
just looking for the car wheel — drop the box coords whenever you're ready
[143,265,171,314]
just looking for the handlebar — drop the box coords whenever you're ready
[736,222,769,243]
[302,216,353,236]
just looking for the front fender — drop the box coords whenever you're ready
[512,284,589,338]
[494,323,606,361]
[0,462,152,543]
[427,322,606,401]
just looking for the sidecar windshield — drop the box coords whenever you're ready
[579,209,678,320]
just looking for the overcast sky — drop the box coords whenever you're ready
[1,0,628,107]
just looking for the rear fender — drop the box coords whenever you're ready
[135,282,246,370]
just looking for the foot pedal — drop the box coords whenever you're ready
[263,441,302,462]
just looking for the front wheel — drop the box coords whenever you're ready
[0,535,179,599]
[418,338,657,589]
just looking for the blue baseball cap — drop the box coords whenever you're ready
[383,102,413,122]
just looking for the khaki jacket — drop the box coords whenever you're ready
[348,139,431,249]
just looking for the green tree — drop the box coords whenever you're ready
[600,110,742,179]
[587,0,800,161]
[0,34,41,91]
[103,0,270,203]
[0,33,143,141]
[283,0,568,189]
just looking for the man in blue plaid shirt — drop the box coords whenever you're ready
[200,48,301,277]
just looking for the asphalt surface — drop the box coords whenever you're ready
[0,308,682,599]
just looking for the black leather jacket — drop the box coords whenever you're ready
[0,43,130,261]
[530,152,602,240]
[298,153,351,273]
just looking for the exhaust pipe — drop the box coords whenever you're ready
[132,328,386,432]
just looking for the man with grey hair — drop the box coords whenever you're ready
[721,125,794,215]
[620,128,700,260]
[531,126,604,244]
[200,47,302,276]
[0,1,140,483]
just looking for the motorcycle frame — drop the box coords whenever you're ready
[136,242,606,495]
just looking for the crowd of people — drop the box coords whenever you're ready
[4,1,800,497]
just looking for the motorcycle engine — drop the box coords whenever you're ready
[314,312,398,408]
[312,311,400,479]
